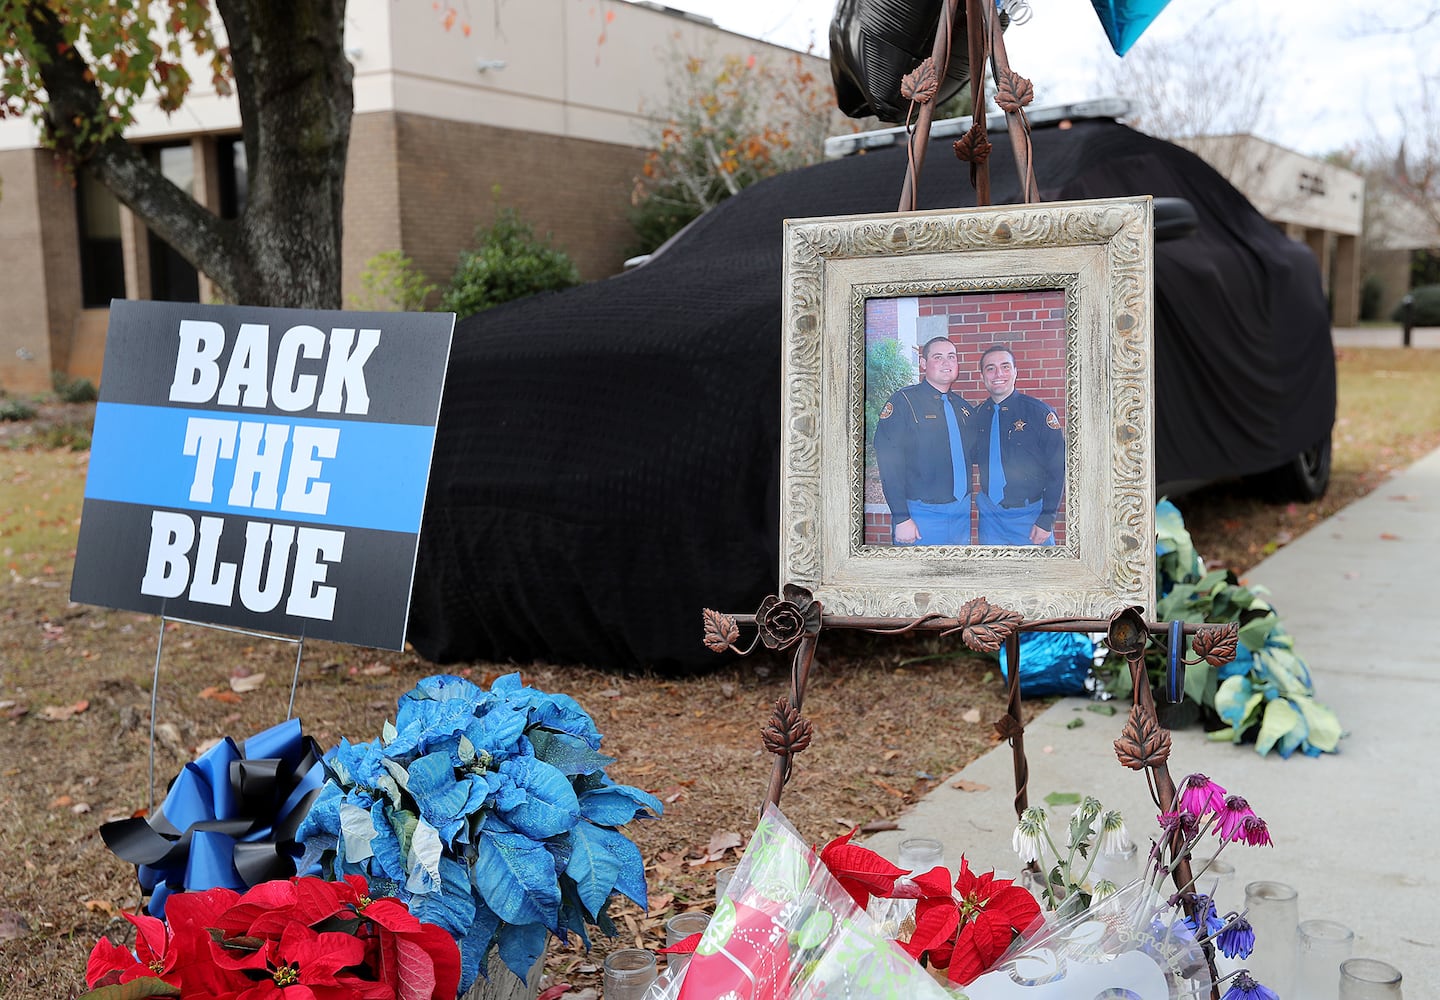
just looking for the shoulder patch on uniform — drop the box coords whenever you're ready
[879,402,893,419]
[1046,411,1060,430]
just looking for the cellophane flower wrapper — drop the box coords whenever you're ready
[650,804,953,1000]
[955,877,1215,1000]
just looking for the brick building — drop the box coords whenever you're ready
[0,0,824,394]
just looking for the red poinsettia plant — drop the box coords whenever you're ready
[80,875,461,1000]
[820,829,1042,986]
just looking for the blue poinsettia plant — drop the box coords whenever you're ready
[295,673,662,995]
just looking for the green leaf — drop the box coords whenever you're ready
[76,977,181,999]
[1237,610,1278,651]
[1255,697,1303,756]
[405,818,444,892]
[1065,718,1084,729]
[1085,703,1117,716]
[1295,697,1344,753]
[1183,658,1214,707]
[339,800,377,861]
[1044,791,1081,807]
[1214,676,1263,734]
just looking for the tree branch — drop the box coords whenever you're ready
[24,1,242,296]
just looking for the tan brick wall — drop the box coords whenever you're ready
[341,112,404,307]
[5,111,650,387]
[388,112,646,295]
[37,156,84,380]
[0,149,57,394]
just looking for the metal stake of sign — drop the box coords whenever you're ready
[146,614,306,814]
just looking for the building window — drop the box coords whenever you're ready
[148,143,200,303]
[77,170,126,308]
[217,135,248,219]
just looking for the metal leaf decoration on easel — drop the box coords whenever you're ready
[994,69,1034,113]
[953,120,992,164]
[761,698,813,757]
[702,608,742,653]
[1114,705,1172,770]
[900,57,940,104]
[948,597,1023,653]
[993,714,1025,741]
[1189,621,1239,667]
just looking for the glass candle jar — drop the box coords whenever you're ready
[714,865,739,903]
[1242,880,1299,998]
[603,947,657,1000]
[1339,957,1404,999]
[1296,919,1355,1000]
[664,911,710,977]
[898,836,946,876]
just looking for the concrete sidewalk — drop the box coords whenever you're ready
[862,447,1440,996]
[1333,324,1440,348]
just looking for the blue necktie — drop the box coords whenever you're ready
[943,396,967,500]
[988,406,1007,502]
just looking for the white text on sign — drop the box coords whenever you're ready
[167,320,381,415]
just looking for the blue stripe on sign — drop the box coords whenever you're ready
[84,402,437,534]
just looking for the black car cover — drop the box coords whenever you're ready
[406,117,1333,671]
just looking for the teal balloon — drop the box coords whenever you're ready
[1090,0,1173,55]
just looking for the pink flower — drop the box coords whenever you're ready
[1237,815,1272,847]
[1178,774,1227,818]
[1217,795,1259,842]
[1157,809,1200,842]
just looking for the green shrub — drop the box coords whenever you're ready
[1391,283,1440,325]
[35,421,91,450]
[865,339,917,446]
[0,398,37,421]
[1359,273,1383,321]
[52,372,98,403]
[349,250,437,312]
[439,208,580,317]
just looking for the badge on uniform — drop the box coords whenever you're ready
[1046,411,1061,430]
[879,402,893,419]
[1013,419,1026,432]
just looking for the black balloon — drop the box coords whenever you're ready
[829,0,973,122]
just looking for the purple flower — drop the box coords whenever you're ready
[1223,971,1279,1000]
[1217,915,1256,959]
[1217,795,1259,842]
[1178,773,1228,818]
[1183,894,1225,938]
[1237,815,1272,847]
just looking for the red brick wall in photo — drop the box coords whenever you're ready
[864,289,1069,546]
[926,289,1068,422]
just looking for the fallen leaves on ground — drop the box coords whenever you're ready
[228,671,266,693]
[38,700,88,721]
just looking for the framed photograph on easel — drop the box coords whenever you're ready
[779,195,1156,620]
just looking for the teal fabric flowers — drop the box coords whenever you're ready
[297,673,661,993]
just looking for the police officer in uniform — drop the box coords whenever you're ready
[872,336,978,545]
[971,344,1065,545]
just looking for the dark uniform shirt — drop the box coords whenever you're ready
[872,381,977,525]
[971,391,1065,532]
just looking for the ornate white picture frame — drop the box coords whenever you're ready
[779,196,1155,620]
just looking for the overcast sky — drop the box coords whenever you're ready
[655,0,1429,157]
